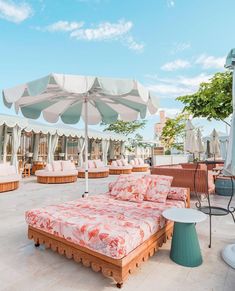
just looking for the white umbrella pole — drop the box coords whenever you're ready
[83,97,89,197]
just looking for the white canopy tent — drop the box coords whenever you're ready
[0,113,127,168]
[0,114,27,166]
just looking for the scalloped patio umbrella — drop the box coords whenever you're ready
[221,49,235,268]
[184,120,197,158]
[195,128,204,160]
[2,73,158,196]
[209,129,221,160]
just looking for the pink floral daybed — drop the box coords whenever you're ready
[26,174,190,288]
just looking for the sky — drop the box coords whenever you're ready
[0,0,233,139]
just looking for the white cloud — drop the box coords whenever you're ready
[170,41,191,54]
[0,0,32,23]
[70,20,144,52]
[195,54,225,69]
[161,59,191,71]
[122,35,144,52]
[167,0,175,8]
[70,20,132,41]
[36,19,144,52]
[145,73,212,98]
[45,21,84,32]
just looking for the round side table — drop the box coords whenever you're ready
[162,208,206,267]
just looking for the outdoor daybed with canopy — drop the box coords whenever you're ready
[3,73,192,287]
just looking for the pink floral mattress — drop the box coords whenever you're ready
[25,195,185,259]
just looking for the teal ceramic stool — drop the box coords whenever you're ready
[162,208,207,267]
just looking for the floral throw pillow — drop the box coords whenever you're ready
[109,174,135,196]
[144,175,173,203]
[110,175,147,202]
[167,187,187,201]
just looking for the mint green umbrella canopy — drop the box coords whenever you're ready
[3,73,158,124]
[2,73,159,195]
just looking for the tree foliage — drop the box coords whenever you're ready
[103,120,146,136]
[161,113,189,150]
[177,71,232,125]
[124,133,146,152]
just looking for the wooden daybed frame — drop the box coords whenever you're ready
[78,170,109,179]
[0,180,19,193]
[109,168,132,175]
[37,175,77,184]
[29,223,172,288]
[28,189,190,288]
[132,166,149,172]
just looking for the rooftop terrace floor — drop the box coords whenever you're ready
[0,175,234,291]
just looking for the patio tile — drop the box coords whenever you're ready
[0,175,234,291]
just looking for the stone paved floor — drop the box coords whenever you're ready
[0,175,235,291]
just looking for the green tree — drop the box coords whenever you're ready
[103,120,146,136]
[126,133,147,152]
[177,71,232,126]
[161,113,189,151]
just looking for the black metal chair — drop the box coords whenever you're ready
[194,161,235,248]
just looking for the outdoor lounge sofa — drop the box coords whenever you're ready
[150,163,215,194]
[77,159,109,178]
[35,161,78,184]
[0,163,20,192]
[26,174,190,287]
[109,159,133,175]
[130,158,149,172]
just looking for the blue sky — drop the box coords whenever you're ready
[0,0,233,139]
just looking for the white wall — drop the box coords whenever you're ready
[152,155,189,166]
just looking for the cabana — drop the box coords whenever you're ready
[0,114,28,172]
[0,114,127,174]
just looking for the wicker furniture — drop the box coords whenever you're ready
[78,168,109,178]
[0,164,20,193]
[35,161,78,184]
[130,158,149,172]
[150,164,215,194]
[32,161,46,175]
[36,174,77,184]
[78,159,109,178]
[22,163,31,177]
[109,167,132,175]
[109,159,133,175]
[26,187,190,288]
